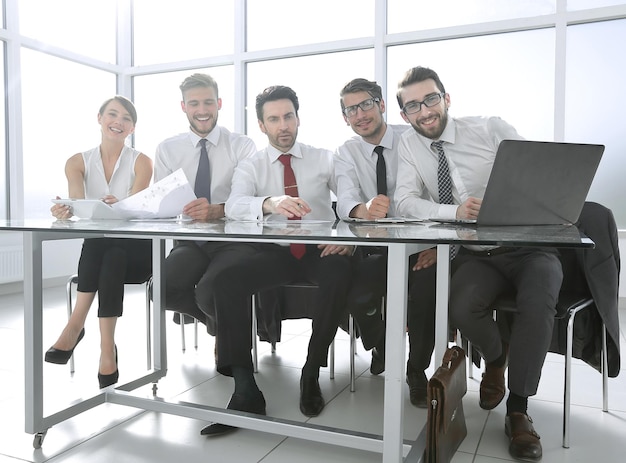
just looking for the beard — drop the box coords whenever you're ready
[189,115,218,137]
[269,129,297,152]
[410,108,448,140]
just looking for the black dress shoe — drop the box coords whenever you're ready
[200,392,266,437]
[370,346,385,375]
[505,413,542,461]
[45,328,85,365]
[98,346,118,389]
[299,376,325,417]
[406,364,428,408]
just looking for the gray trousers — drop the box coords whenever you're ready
[449,247,563,397]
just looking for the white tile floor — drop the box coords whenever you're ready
[0,284,624,463]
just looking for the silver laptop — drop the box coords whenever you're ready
[431,139,604,226]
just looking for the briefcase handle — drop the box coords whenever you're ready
[441,346,464,369]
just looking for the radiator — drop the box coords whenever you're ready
[0,245,23,283]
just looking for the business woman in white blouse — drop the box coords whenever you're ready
[46,96,153,389]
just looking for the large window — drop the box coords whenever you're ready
[3,0,626,229]
[387,29,555,142]
[18,0,116,63]
[565,18,626,226]
[388,0,555,33]
[568,0,626,9]
[132,0,234,66]
[0,46,5,219]
[247,0,374,52]
[246,50,374,152]
[20,50,115,219]
[133,66,235,159]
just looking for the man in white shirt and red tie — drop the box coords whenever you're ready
[199,85,355,437]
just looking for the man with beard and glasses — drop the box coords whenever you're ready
[198,85,355,437]
[395,66,562,462]
[334,78,438,399]
[154,73,257,334]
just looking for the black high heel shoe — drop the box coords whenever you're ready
[98,346,119,389]
[45,328,85,364]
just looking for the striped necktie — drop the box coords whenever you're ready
[432,140,457,259]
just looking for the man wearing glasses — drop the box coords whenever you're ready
[395,66,562,461]
[334,78,437,406]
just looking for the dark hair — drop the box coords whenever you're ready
[99,95,137,124]
[179,73,219,99]
[339,78,383,113]
[396,66,446,109]
[255,85,299,121]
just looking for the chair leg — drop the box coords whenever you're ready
[251,294,258,373]
[194,319,198,350]
[180,314,186,352]
[66,275,77,374]
[349,314,355,392]
[329,338,335,380]
[564,311,575,449]
[602,324,609,412]
[145,279,152,370]
[564,301,595,449]
[466,336,474,379]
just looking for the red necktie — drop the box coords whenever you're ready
[278,154,306,259]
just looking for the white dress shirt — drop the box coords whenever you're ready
[154,126,257,204]
[225,142,337,222]
[334,124,409,219]
[395,116,522,219]
[83,145,140,200]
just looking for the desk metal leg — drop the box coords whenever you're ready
[434,244,450,366]
[150,238,167,378]
[383,243,409,462]
[23,231,44,439]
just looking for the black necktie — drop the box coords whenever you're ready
[194,139,211,201]
[432,140,457,259]
[374,145,387,196]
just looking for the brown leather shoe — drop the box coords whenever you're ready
[505,413,542,461]
[479,352,508,410]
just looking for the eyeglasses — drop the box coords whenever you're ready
[402,93,445,115]
[343,97,380,118]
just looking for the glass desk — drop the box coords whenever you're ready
[0,218,593,462]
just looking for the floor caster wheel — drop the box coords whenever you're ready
[33,430,47,449]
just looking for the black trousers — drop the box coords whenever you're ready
[406,252,467,372]
[211,243,352,377]
[449,247,563,397]
[346,249,387,350]
[350,248,446,365]
[163,240,261,334]
[77,238,152,318]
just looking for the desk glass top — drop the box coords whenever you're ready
[0,218,594,249]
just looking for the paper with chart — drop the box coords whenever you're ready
[112,168,196,219]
